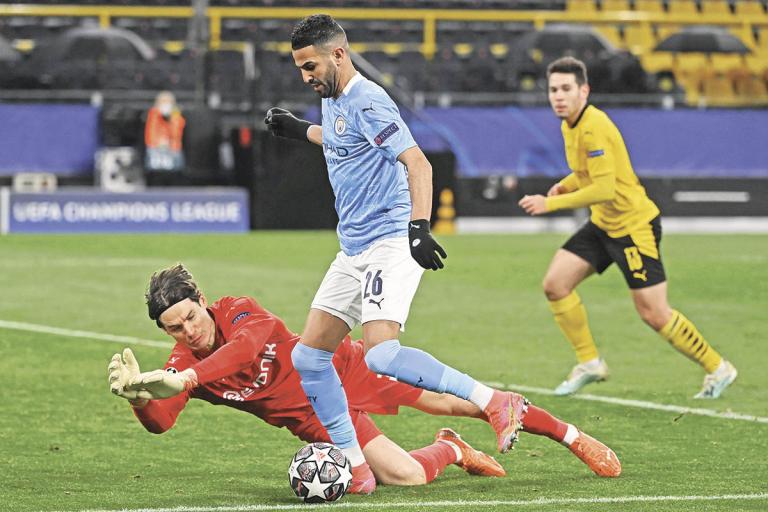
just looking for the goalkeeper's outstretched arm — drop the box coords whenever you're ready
[107,348,191,434]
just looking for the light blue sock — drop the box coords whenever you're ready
[291,343,357,449]
[364,339,475,400]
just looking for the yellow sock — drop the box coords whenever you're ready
[658,310,722,373]
[548,292,599,363]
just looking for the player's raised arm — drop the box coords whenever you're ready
[399,146,447,271]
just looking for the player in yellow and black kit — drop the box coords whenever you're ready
[518,57,737,399]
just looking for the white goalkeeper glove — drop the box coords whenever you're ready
[125,367,199,400]
[108,348,153,406]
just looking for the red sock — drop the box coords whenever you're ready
[522,405,569,442]
[409,442,458,483]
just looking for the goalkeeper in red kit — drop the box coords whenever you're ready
[108,264,621,492]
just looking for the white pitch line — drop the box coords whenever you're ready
[0,320,173,349]
[485,381,768,425]
[2,319,766,425]
[74,492,768,512]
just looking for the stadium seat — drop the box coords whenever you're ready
[667,0,699,14]
[594,25,624,48]
[734,0,768,17]
[656,25,681,42]
[453,43,473,58]
[702,74,737,105]
[436,21,466,45]
[734,74,768,103]
[398,50,428,90]
[601,0,631,11]
[624,23,656,53]
[567,0,597,11]
[682,78,702,104]
[489,43,509,59]
[758,29,768,54]
[729,25,758,50]
[634,0,665,12]
[700,0,734,15]
[745,54,768,76]
[640,51,674,73]
[674,52,709,102]
[675,52,710,75]
[710,53,748,80]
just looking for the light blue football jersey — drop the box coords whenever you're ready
[321,73,416,255]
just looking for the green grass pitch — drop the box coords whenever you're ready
[1,232,766,511]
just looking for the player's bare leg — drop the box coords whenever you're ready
[300,308,350,351]
[631,281,673,331]
[543,250,596,302]
[362,435,427,486]
[411,390,485,419]
[544,250,607,395]
[363,432,504,485]
[632,282,737,399]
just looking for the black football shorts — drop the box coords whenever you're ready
[562,216,666,289]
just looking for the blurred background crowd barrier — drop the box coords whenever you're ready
[0,0,767,233]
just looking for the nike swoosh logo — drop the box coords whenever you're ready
[362,105,374,112]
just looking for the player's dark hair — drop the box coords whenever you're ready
[547,56,589,85]
[291,14,346,51]
[146,263,202,328]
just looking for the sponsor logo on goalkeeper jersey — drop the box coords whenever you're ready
[374,123,399,146]
[232,311,251,325]
[222,390,245,401]
[253,343,278,388]
[219,344,279,400]
[588,149,605,158]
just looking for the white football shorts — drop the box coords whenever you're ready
[311,236,424,329]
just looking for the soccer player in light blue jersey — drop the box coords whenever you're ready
[264,14,527,494]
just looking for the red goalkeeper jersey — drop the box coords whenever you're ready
[132,296,421,439]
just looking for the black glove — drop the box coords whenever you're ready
[264,107,313,141]
[408,219,447,271]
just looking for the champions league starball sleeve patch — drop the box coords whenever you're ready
[374,122,400,146]
[232,311,251,325]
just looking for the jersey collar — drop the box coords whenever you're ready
[569,103,591,129]
[341,72,364,96]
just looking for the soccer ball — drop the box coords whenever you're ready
[288,442,352,503]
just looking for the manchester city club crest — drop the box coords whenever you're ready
[334,116,346,135]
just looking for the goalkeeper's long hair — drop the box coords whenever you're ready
[146,263,202,328]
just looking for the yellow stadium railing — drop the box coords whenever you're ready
[1,4,767,58]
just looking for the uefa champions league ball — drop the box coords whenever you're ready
[288,442,352,503]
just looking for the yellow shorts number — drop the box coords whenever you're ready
[624,246,643,271]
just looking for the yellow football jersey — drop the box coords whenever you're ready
[545,105,659,237]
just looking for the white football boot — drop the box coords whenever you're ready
[554,359,609,396]
[694,359,738,399]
